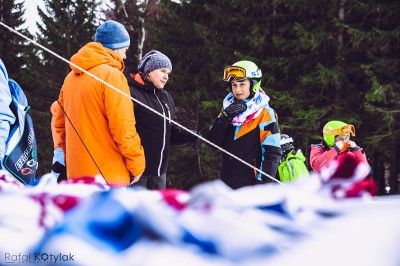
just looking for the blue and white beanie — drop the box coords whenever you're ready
[94,20,130,50]
[138,50,172,75]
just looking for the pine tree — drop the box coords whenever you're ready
[241,0,399,193]
[105,0,141,69]
[146,0,225,188]
[343,0,400,194]
[105,0,163,71]
[27,0,100,177]
[149,0,400,192]
[105,0,209,188]
[0,0,32,78]
[35,0,99,103]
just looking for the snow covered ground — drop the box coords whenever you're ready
[0,154,399,266]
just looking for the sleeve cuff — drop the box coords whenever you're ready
[332,145,341,153]
[349,146,361,152]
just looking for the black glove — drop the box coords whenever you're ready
[52,161,67,183]
[221,100,247,121]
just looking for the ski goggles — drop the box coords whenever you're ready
[223,66,247,81]
[323,124,356,136]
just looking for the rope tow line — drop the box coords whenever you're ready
[0,22,282,184]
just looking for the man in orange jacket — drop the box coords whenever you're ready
[53,20,145,187]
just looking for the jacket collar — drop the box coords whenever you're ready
[70,42,125,74]
[130,73,145,85]
[129,73,162,94]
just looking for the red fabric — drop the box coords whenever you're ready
[159,189,189,210]
[320,153,376,198]
[310,144,369,172]
[343,179,377,198]
[130,73,145,85]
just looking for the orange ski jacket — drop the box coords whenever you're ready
[53,42,145,187]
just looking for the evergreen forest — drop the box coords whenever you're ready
[0,0,399,195]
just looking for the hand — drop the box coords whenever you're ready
[52,161,67,183]
[348,140,357,148]
[334,140,344,150]
[222,100,247,120]
[334,140,350,153]
[333,140,344,153]
[130,174,141,185]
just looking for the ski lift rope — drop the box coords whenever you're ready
[0,22,282,184]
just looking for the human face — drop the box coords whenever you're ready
[335,134,350,143]
[231,79,251,100]
[115,47,129,60]
[147,68,170,89]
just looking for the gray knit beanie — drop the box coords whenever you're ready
[138,50,172,75]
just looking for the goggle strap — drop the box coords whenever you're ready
[323,125,355,136]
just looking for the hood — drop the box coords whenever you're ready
[69,42,125,74]
[129,73,145,87]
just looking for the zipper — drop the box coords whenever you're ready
[154,91,167,176]
[164,102,171,125]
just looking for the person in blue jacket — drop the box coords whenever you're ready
[0,59,16,170]
[206,60,282,189]
[1,58,38,185]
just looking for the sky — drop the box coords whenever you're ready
[23,0,45,34]
[23,0,112,34]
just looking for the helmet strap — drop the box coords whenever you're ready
[247,79,259,99]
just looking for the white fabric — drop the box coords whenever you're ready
[280,137,294,145]
[222,88,270,126]
[0,168,399,266]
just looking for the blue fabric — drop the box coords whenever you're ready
[94,20,130,50]
[52,147,65,165]
[5,79,28,142]
[8,79,28,106]
[4,79,29,144]
[0,59,16,166]
[138,50,172,75]
[2,83,37,185]
[182,230,218,254]
[37,191,143,253]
